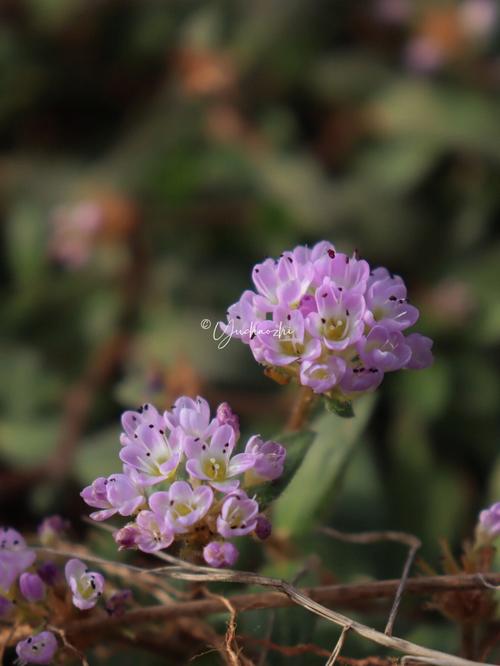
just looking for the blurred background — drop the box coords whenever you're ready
[1,0,500,663]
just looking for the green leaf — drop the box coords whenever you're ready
[324,395,354,418]
[273,395,375,536]
[252,430,316,508]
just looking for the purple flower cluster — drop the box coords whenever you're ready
[222,242,433,399]
[0,520,107,664]
[81,397,286,567]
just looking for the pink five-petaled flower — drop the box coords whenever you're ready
[119,423,182,486]
[163,396,218,443]
[244,436,286,483]
[15,631,58,665]
[134,510,174,553]
[185,424,255,493]
[80,474,145,521]
[300,356,347,394]
[203,541,239,568]
[149,481,213,534]
[357,325,412,372]
[306,282,365,351]
[364,268,419,331]
[65,559,104,610]
[19,573,45,602]
[217,492,259,538]
[405,333,434,370]
[0,528,36,593]
[254,308,321,367]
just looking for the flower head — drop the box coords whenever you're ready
[222,242,433,401]
[65,559,104,610]
[134,510,174,553]
[15,631,58,665]
[80,474,145,521]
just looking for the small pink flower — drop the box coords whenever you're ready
[16,631,58,665]
[149,482,213,534]
[217,492,259,538]
[203,541,239,568]
[65,559,104,610]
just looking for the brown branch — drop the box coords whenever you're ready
[319,526,422,636]
[62,571,500,652]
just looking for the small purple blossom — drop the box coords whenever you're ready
[217,492,259,538]
[0,528,36,593]
[245,436,286,483]
[185,424,254,493]
[300,356,347,394]
[216,402,240,439]
[15,631,58,665]
[105,589,133,617]
[134,510,174,553]
[404,333,434,370]
[149,482,213,534]
[80,474,145,521]
[478,502,500,539]
[65,559,104,610]
[114,524,140,550]
[37,515,69,546]
[357,325,412,372]
[19,573,45,603]
[203,541,239,568]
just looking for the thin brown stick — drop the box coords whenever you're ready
[327,625,351,665]
[319,526,421,636]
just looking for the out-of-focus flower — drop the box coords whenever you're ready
[15,632,58,665]
[105,589,133,617]
[459,0,497,40]
[203,541,239,568]
[375,0,412,24]
[37,515,69,546]
[0,528,36,593]
[221,242,433,401]
[478,502,500,540]
[175,48,235,96]
[19,573,45,603]
[245,436,286,484]
[49,201,103,268]
[216,402,240,440]
[65,559,104,610]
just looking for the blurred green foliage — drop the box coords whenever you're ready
[1,0,500,662]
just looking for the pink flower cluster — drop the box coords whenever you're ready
[81,397,286,568]
[0,521,106,664]
[222,241,433,399]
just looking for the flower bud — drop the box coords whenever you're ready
[203,541,239,568]
[19,573,45,602]
[255,515,272,541]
